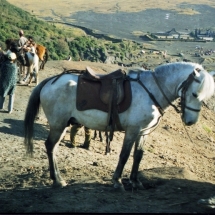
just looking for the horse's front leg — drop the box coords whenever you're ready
[33,67,39,85]
[22,66,30,83]
[27,66,34,85]
[45,127,67,188]
[112,129,139,190]
[129,133,147,189]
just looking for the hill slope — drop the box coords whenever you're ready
[0,60,215,213]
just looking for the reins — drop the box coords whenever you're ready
[127,73,164,116]
[126,72,165,136]
[129,69,203,138]
[152,72,181,113]
[178,72,201,113]
[152,70,202,143]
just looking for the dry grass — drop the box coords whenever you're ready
[7,0,215,18]
[54,23,86,37]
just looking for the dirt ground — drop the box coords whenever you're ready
[0,60,215,213]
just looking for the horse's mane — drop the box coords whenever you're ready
[155,62,214,101]
[154,62,203,75]
[198,70,215,101]
[127,62,214,101]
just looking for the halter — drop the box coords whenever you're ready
[176,71,202,114]
[128,69,202,116]
[152,70,202,115]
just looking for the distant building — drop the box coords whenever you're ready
[151,28,192,40]
[195,29,214,41]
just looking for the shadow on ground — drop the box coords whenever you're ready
[0,166,214,213]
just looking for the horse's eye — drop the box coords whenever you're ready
[192,93,198,98]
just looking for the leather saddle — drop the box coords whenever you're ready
[76,67,132,141]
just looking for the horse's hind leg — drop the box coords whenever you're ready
[92,130,97,140]
[129,134,147,189]
[45,127,67,188]
[99,131,103,142]
[40,61,45,70]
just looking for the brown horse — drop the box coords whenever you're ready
[36,44,48,70]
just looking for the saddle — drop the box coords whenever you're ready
[77,67,132,143]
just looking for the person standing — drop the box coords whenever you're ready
[70,124,92,149]
[17,29,28,81]
[0,52,18,114]
[18,29,28,50]
[24,36,37,56]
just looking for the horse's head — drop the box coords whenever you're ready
[178,68,215,126]
[5,38,20,55]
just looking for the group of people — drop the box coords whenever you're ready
[0,30,37,114]
[18,30,37,74]
[0,29,92,149]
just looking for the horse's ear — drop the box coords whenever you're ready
[193,68,200,77]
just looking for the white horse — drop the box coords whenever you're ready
[18,51,40,85]
[24,62,215,190]
[7,39,39,85]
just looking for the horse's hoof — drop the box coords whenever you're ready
[79,144,89,150]
[113,183,125,192]
[131,180,144,190]
[112,179,125,191]
[52,180,67,188]
[18,81,26,84]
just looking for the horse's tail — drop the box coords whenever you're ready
[24,76,52,156]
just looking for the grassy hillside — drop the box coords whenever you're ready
[7,0,215,17]
[0,0,151,63]
[0,0,87,60]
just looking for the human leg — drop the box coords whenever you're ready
[0,96,5,109]
[70,124,82,147]
[80,127,92,149]
[8,94,14,113]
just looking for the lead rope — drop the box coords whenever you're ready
[152,71,200,144]
[182,122,193,143]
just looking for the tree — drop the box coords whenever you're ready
[55,39,70,57]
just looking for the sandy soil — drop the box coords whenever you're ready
[0,60,215,213]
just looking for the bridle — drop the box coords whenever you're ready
[126,69,203,138]
[151,70,202,115]
[177,71,202,114]
[128,69,202,116]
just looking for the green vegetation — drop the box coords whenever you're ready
[0,0,144,62]
[0,0,74,59]
[202,124,212,133]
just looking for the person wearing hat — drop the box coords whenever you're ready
[0,51,18,114]
[18,29,28,80]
